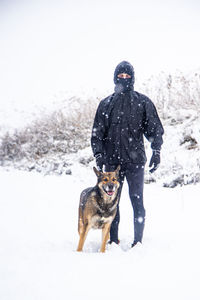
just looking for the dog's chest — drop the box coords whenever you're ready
[91,215,113,229]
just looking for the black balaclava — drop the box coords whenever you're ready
[114,61,135,93]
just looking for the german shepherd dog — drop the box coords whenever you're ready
[77,165,121,253]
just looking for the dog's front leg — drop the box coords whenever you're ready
[77,223,91,252]
[100,223,111,253]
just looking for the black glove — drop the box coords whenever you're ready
[149,150,160,173]
[95,153,104,171]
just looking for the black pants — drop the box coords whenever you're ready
[105,163,146,243]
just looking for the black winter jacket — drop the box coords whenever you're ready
[91,61,164,165]
[91,91,164,165]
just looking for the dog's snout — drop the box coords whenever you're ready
[108,183,114,190]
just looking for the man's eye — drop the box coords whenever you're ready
[117,73,131,79]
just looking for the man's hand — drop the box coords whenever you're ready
[95,153,104,172]
[149,150,160,173]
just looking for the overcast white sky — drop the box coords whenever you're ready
[0,0,200,107]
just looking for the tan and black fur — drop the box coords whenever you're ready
[77,165,121,253]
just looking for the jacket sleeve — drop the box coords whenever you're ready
[142,97,164,150]
[91,100,107,156]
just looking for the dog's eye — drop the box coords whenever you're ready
[112,178,116,182]
[103,178,108,182]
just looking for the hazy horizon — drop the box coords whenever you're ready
[0,0,199,106]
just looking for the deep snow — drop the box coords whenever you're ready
[0,165,200,300]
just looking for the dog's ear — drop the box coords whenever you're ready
[114,165,121,177]
[93,166,102,177]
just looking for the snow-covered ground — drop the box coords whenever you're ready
[1,165,200,300]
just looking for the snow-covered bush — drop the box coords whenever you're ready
[140,70,200,187]
[139,71,200,116]
[0,96,98,171]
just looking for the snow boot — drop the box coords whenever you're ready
[131,240,141,248]
[108,239,120,245]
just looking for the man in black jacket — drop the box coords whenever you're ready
[91,61,164,247]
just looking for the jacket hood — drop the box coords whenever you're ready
[114,61,135,87]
